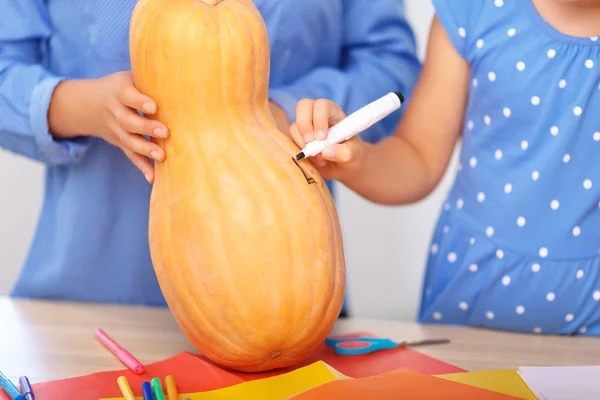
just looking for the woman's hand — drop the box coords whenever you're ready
[49,71,168,183]
[288,98,366,181]
[90,72,168,183]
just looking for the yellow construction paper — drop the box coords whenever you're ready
[101,361,337,400]
[435,369,536,400]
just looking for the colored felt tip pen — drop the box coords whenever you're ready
[0,370,25,400]
[95,328,145,374]
[165,375,178,399]
[151,377,166,400]
[295,91,404,161]
[141,381,154,400]
[18,376,34,400]
[117,376,136,400]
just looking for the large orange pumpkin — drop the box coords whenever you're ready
[129,0,346,372]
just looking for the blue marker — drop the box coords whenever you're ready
[141,381,153,400]
[0,370,25,400]
[18,376,34,400]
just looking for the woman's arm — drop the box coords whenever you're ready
[1,1,169,181]
[269,0,421,143]
[290,15,471,206]
[0,0,91,165]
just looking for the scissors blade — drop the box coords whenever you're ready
[400,339,450,347]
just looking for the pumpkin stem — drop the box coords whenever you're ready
[199,0,224,5]
[270,351,281,358]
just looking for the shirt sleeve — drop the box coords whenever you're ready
[268,0,421,144]
[0,0,91,165]
[431,0,486,62]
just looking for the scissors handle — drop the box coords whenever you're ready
[326,337,398,356]
[326,336,451,356]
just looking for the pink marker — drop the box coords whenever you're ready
[95,329,145,374]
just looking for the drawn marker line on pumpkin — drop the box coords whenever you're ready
[296,91,403,161]
[292,157,317,185]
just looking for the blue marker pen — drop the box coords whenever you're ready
[0,370,25,400]
[18,376,34,400]
[141,381,153,400]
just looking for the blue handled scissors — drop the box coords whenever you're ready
[325,336,450,356]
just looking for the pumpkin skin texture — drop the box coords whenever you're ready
[129,0,346,373]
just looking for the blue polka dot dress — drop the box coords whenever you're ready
[419,0,600,335]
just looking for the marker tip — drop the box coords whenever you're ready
[296,152,305,161]
[394,91,404,103]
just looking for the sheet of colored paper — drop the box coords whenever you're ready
[0,352,244,400]
[517,365,600,400]
[102,361,337,400]
[436,370,536,400]
[289,368,527,400]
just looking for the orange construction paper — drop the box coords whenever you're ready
[0,332,464,400]
[290,369,527,400]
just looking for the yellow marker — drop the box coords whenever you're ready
[117,376,136,400]
[165,375,178,399]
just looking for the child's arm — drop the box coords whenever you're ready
[290,16,469,205]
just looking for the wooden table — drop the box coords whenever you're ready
[1,297,600,383]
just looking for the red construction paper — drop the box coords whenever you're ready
[0,353,242,400]
[0,332,464,400]
[290,369,525,400]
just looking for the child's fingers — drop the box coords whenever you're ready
[116,108,169,139]
[311,154,327,168]
[295,98,316,143]
[313,99,347,141]
[119,85,157,115]
[288,123,306,149]
[312,99,330,140]
[321,142,359,164]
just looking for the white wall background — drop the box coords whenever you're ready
[0,2,457,321]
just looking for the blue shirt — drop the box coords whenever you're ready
[420,0,600,335]
[0,0,420,306]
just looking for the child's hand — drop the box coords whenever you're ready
[289,98,366,180]
[90,72,168,183]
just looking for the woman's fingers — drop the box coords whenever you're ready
[123,148,155,183]
[118,85,157,115]
[115,126,165,162]
[116,107,168,139]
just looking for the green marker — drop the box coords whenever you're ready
[151,377,165,400]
